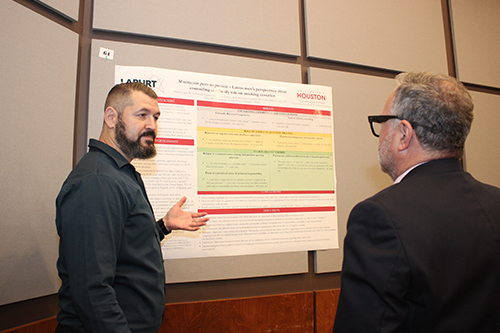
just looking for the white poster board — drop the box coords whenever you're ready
[116,66,337,259]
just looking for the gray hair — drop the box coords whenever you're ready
[391,72,473,158]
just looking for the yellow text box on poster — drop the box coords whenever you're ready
[198,127,333,153]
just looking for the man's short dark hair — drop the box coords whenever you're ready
[392,72,474,158]
[104,82,158,114]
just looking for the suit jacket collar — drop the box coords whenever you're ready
[401,158,463,182]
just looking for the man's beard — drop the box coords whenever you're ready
[115,117,157,160]
[378,127,396,180]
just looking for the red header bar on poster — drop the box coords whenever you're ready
[155,138,194,146]
[158,97,195,106]
[198,190,334,195]
[198,206,335,215]
[197,100,331,116]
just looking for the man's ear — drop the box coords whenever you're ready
[104,107,118,129]
[397,120,414,151]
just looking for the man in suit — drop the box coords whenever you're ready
[333,72,500,332]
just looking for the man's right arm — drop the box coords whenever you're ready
[333,200,410,332]
[57,175,131,333]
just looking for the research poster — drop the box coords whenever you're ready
[115,66,338,259]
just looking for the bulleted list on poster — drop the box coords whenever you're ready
[116,65,338,259]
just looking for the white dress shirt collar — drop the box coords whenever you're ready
[394,161,428,184]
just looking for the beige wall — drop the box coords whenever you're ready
[1,0,499,307]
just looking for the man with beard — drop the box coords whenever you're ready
[333,72,500,332]
[55,82,209,333]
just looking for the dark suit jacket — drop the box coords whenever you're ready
[333,159,500,332]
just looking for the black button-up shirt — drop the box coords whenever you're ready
[56,139,166,333]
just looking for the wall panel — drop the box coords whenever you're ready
[93,0,301,56]
[451,0,500,88]
[0,0,78,306]
[165,252,308,284]
[464,91,500,188]
[305,0,448,73]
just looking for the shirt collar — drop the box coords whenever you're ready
[88,139,131,169]
[393,161,428,184]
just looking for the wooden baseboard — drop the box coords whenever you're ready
[161,292,314,333]
[315,289,340,333]
[0,317,57,333]
[1,290,340,333]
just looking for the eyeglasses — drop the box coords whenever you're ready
[368,115,401,137]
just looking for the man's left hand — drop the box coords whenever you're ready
[163,196,209,231]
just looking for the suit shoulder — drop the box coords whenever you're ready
[465,173,500,194]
